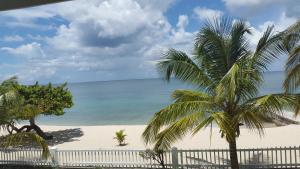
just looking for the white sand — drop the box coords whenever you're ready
[36,124,300,150]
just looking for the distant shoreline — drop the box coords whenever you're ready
[28,71,285,86]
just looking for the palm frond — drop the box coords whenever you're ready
[216,63,240,102]
[284,45,300,92]
[195,17,233,79]
[284,65,300,93]
[282,20,300,52]
[216,61,261,103]
[2,132,49,159]
[229,19,251,66]
[153,111,205,150]
[193,112,235,141]
[234,110,265,137]
[252,26,285,71]
[142,100,214,144]
[171,89,212,102]
[242,93,300,117]
[157,49,212,89]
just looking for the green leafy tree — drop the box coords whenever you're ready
[142,18,300,169]
[114,130,127,146]
[6,81,73,140]
[282,20,300,92]
[0,77,49,158]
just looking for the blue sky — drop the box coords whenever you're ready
[0,0,298,84]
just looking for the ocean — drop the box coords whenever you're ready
[36,71,286,126]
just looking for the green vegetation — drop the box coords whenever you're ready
[142,18,300,169]
[283,21,300,92]
[0,77,73,157]
[0,77,49,157]
[5,80,73,140]
[114,130,127,146]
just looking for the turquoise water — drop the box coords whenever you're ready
[37,71,285,126]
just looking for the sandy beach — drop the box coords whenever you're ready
[33,124,300,150]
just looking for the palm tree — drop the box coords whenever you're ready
[0,77,49,158]
[114,130,127,146]
[283,20,300,93]
[142,18,300,169]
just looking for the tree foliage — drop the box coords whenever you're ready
[1,78,73,140]
[282,20,300,92]
[0,77,49,158]
[17,82,73,118]
[143,17,300,169]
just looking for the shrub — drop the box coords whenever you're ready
[114,130,127,146]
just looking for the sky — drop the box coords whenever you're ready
[0,0,299,84]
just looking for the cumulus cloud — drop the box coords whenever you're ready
[0,0,295,83]
[0,6,58,29]
[0,0,196,83]
[49,0,171,49]
[1,42,46,59]
[45,0,194,77]
[193,7,223,21]
[248,12,297,47]
[177,15,189,30]
[245,12,298,71]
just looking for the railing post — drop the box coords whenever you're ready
[172,147,179,169]
[50,146,59,168]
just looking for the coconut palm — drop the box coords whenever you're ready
[114,130,127,146]
[282,20,300,92]
[0,77,49,158]
[142,18,300,169]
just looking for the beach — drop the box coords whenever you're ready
[39,124,300,150]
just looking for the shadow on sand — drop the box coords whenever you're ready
[45,128,84,147]
[0,128,84,149]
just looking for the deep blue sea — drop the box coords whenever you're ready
[37,71,285,125]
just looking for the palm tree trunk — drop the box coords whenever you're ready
[229,138,239,169]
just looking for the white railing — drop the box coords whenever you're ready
[0,146,300,168]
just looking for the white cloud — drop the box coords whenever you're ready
[246,12,298,71]
[1,42,46,59]
[177,15,189,30]
[0,0,297,83]
[2,35,24,42]
[0,8,56,21]
[222,0,298,73]
[222,0,270,9]
[0,0,196,83]
[222,0,300,18]
[193,7,223,21]
[16,66,57,82]
[0,6,58,29]
[48,0,172,52]
[249,12,297,47]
